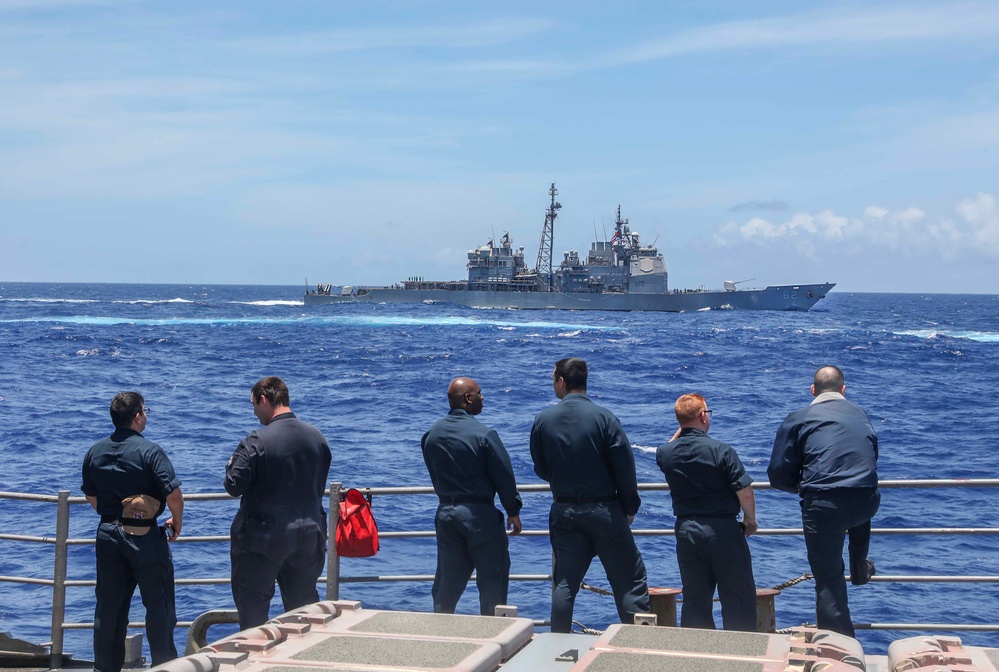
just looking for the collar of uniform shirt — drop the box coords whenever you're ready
[810,391,845,405]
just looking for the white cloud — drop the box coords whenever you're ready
[956,192,999,250]
[715,194,998,259]
[604,3,999,67]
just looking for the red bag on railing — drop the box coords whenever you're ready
[335,488,379,557]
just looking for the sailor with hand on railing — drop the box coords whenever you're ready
[81,391,184,672]
[421,377,523,616]
[768,365,880,638]
[657,393,758,632]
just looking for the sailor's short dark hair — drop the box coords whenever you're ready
[110,392,144,429]
[555,358,588,390]
[252,376,290,406]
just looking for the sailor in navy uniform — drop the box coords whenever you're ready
[768,365,879,637]
[422,377,522,615]
[530,358,651,633]
[225,376,332,630]
[658,394,758,631]
[82,392,183,672]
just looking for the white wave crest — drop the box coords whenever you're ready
[5,298,99,303]
[233,300,304,307]
[895,329,999,343]
[308,315,608,331]
[0,314,609,330]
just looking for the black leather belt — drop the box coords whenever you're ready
[100,515,156,527]
[553,494,618,504]
[438,496,493,505]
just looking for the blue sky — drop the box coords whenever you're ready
[1,1,997,293]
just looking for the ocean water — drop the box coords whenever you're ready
[1,283,998,661]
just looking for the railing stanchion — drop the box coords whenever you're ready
[50,489,71,669]
[328,482,342,600]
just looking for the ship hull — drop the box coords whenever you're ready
[303,283,835,311]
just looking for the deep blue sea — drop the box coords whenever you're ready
[1,283,998,661]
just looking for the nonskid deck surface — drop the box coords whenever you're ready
[137,600,993,672]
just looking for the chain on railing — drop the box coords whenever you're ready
[772,572,814,591]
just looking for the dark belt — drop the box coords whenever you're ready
[676,514,738,521]
[553,494,618,504]
[100,515,156,527]
[438,496,493,506]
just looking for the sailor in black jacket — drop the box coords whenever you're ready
[530,358,650,632]
[422,377,522,615]
[225,376,332,630]
[768,365,879,636]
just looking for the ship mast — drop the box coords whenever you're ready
[535,182,561,292]
[612,204,632,263]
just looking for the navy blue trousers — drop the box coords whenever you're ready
[230,517,326,630]
[547,501,650,633]
[801,488,880,636]
[94,523,177,672]
[675,516,757,631]
[432,503,510,616]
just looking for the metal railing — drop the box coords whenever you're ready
[2,479,999,668]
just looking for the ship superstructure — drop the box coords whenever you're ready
[304,183,834,311]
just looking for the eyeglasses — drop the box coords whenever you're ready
[142,407,150,415]
[702,409,713,416]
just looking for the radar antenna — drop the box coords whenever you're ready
[535,182,560,292]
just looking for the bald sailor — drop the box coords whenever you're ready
[422,377,523,615]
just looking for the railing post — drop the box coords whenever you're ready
[327,482,342,601]
[49,490,71,670]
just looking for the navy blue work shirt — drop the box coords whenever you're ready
[421,409,522,516]
[530,393,641,516]
[225,412,331,517]
[657,428,752,518]
[81,428,181,518]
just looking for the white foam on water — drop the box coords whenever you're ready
[232,300,304,307]
[1,314,610,330]
[894,329,999,343]
[2,297,99,303]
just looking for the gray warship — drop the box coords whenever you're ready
[304,183,834,311]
